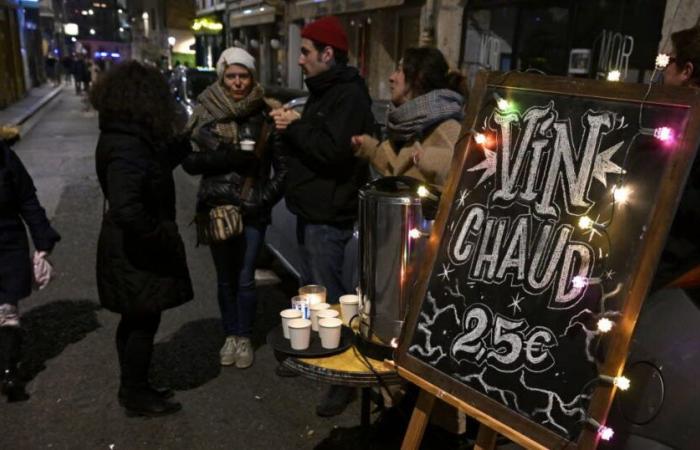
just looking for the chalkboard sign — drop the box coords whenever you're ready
[397,71,700,448]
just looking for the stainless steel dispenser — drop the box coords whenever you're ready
[358,177,432,349]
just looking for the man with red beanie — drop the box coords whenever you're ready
[271,16,376,417]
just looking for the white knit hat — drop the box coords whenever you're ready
[216,47,256,78]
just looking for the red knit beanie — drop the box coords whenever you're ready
[301,16,348,53]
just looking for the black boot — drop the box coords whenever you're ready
[0,326,30,402]
[119,386,181,417]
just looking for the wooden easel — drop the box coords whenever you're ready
[396,365,550,450]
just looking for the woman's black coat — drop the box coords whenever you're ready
[95,120,193,314]
[0,142,60,303]
[182,111,288,226]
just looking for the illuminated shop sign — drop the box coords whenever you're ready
[192,18,223,32]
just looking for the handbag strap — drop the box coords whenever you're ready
[240,119,272,201]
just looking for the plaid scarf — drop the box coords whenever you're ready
[386,89,464,143]
[186,82,265,148]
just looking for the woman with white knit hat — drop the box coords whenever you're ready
[183,47,288,369]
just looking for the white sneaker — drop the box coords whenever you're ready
[235,337,254,369]
[220,336,238,366]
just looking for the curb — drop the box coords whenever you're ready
[14,85,65,126]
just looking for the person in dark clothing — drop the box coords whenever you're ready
[73,55,89,94]
[182,47,288,369]
[270,15,375,418]
[90,61,193,417]
[653,25,700,290]
[0,139,61,402]
[60,55,74,83]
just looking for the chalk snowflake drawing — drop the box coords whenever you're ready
[519,372,589,437]
[457,188,470,208]
[409,292,460,365]
[454,367,524,413]
[438,263,455,282]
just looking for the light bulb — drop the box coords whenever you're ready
[599,426,615,441]
[409,228,422,239]
[474,133,487,145]
[614,376,631,391]
[417,186,429,198]
[390,338,399,348]
[613,185,631,204]
[655,53,670,69]
[597,317,614,333]
[654,127,673,142]
[578,216,593,230]
[607,70,621,82]
[572,276,588,289]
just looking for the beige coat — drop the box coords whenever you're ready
[354,119,462,188]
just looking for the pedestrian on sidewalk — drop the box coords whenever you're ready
[352,47,466,189]
[91,61,193,418]
[73,54,89,95]
[182,47,288,369]
[0,138,61,403]
[270,15,375,417]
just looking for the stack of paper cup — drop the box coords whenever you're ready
[316,309,339,325]
[280,309,302,339]
[287,318,312,350]
[339,294,360,326]
[310,302,331,331]
[318,317,343,349]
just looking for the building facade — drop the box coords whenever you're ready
[0,1,26,108]
[193,0,226,68]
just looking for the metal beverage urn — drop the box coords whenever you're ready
[357,176,434,359]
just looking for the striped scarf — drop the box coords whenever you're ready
[386,89,464,143]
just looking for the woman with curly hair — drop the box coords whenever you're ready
[182,47,288,369]
[91,61,193,417]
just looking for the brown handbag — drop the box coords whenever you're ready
[194,120,272,245]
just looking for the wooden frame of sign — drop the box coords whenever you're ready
[396,70,700,449]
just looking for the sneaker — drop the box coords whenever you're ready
[235,337,254,369]
[316,385,356,417]
[220,336,238,366]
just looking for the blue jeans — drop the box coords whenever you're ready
[297,218,354,304]
[210,224,266,337]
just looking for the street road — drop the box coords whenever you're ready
[1,88,375,450]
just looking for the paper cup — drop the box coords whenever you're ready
[318,317,343,349]
[240,139,255,151]
[299,284,327,305]
[310,302,331,332]
[316,309,339,324]
[339,294,360,326]
[287,318,311,350]
[280,309,302,339]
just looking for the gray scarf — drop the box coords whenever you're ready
[386,89,464,143]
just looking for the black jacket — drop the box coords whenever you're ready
[95,120,193,314]
[182,110,288,226]
[283,65,374,224]
[0,142,60,302]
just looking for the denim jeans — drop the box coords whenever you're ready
[297,218,354,304]
[210,224,266,337]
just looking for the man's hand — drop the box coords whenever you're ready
[270,107,301,131]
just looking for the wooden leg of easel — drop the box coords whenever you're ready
[474,423,498,450]
[400,390,436,450]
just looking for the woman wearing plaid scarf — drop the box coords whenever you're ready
[352,47,466,189]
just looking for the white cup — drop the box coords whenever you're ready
[240,139,255,151]
[339,294,360,326]
[287,318,312,350]
[318,317,343,349]
[280,309,302,339]
[310,302,331,332]
[316,309,339,325]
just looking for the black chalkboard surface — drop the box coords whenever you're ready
[397,71,700,449]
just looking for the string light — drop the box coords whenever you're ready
[572,276,588,289]
[587,417,615,441]
[654,126,674,142]
[607,70,621,82]
[493,93,512,111]
[612,185,631,204]
[578,216,594,230]
[597,317,614,333]
[390,338,399,348]
[474,133,487,145]
[409,228,430,239]
[599,374,631,391]
[417,185,438,201]
[655,53,670,69]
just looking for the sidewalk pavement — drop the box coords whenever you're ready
[0,83,65,128]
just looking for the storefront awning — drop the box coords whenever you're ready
[289,0,405,20]
[228,1,278,28]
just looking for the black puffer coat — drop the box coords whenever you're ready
[283,65,375,225]
[0,142,60,303]
[182,111,288,226]
[95,120,193,314]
